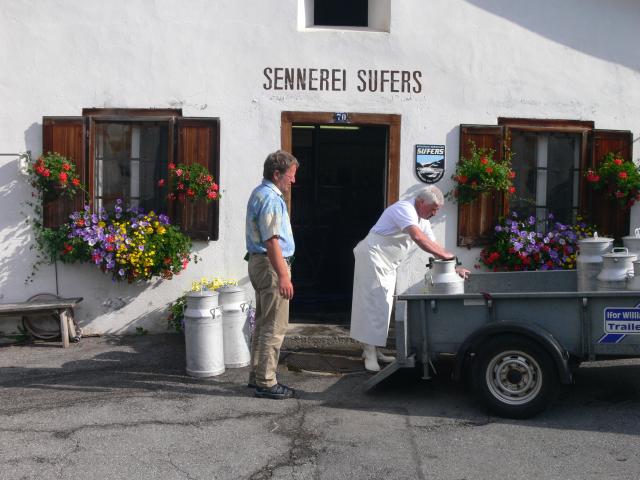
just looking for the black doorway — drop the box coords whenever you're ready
[290,124,387,324]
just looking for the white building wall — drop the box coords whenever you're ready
[1,0,639,333]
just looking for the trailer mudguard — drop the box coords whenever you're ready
[451,321,573,384]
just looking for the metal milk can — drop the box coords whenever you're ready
[425,258,464,294]
[218,285,250,368]
[184,290,225,377]
[627,261,640,290]
[576,234,613,291]
[622,228,640,257]
[596,247,636,291]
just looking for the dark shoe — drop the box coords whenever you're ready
[247,382,257,388]
[255,383,295,399]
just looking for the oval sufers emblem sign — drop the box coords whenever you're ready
[415,144,445,184]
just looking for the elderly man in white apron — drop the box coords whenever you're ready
[350,185,469,372]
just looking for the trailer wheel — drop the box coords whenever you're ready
[475,335,559,419]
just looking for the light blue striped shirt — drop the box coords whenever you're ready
[245,180,295,257]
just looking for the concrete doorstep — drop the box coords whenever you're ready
[283,323,357,350]
[282,323,397,375]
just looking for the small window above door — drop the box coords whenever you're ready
[314,0,368,27]
[298,0,390,32]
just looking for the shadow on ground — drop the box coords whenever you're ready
[1,335,640,436]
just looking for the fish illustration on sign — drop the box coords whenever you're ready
[415,144,445,184]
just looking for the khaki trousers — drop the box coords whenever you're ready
[248,255,290,388]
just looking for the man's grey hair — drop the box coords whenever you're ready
[263,150,299,181]
[415,185,444,206]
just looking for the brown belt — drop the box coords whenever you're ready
[249,252,293,266]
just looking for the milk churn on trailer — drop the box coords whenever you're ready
[627,261,640,290]
[596,247,636,291]
[576,233,613,291]
[425,258,464,294]
[218,285,251,368]
[622,228,640,258]
[184,290,225,377]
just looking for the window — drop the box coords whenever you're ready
[314,0,368,27]
[94,121,169,213]
[510,131,581,226]
[457,119,633,246]
[41,110,220,241]
[298,0,390,32]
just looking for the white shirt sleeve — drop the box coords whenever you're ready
[371,200,420,235]
[422,219,436,241]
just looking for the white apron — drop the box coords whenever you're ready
[349,230,415,346]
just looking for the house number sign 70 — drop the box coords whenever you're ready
[334,112,349,123]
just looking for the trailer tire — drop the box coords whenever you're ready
[474,335,559,419]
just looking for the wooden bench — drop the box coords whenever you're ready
[0,297,83,348]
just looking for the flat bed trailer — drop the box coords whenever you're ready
[365,270,640,418]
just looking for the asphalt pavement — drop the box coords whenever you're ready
[1,334,640,479]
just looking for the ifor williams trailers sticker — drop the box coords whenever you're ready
[598,304,640,344]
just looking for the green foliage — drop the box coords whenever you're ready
[147,224,194,280]
[162,162,221,202]
[66,202,198,282]
[167,295,187,333]
[446,141,515,204]
[585,152,640,208]
[26,151,84,199]
[135,326,148,336]
[24,199,198,283]
[478,213,596,272]
[36,224,91,264]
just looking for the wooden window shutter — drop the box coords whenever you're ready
[457,124,507,247]
[587,129,633,240]
[42,117,87,228]
[175,118,220,240]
